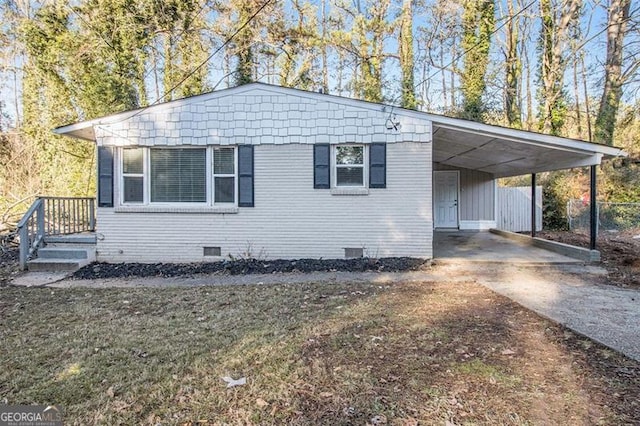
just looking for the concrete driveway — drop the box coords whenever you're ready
[457,262,640,362]
[434,230,582,263]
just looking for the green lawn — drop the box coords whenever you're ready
[1,280,638,425]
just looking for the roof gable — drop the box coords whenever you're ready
[58,83,432,146]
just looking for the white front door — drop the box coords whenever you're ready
[434,171,459,228]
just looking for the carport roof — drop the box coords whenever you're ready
[53,83,625,178]
[429,115,625,178]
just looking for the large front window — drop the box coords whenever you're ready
[335,145,364,187]
[150,148,206,203]
[120,146,236,206]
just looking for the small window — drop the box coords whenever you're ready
[213,147,235,204]
[335,145,365,187]
[150,148,206,203]
[122,148,144,203]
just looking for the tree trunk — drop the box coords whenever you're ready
[504,0,522,127]
[538,0,581,135]
[321,0,329,93]
[234,0,257,85]
[441,43,447,110]
[460,0,495,121]
[399,0,417,109]
[581,57,592,141]
[594,0,631,145]
[572,54,582,138]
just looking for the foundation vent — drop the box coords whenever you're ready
[344,248,364,259]
[203,246,222,257]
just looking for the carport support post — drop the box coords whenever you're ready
[531,173,536,238]
[590,165,597,250]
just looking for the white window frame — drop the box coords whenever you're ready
[120,147,146,205]
[212,146,238,206]
[118,146,239,208]
[332,144,368,188]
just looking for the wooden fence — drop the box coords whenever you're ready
[497,186,542,233]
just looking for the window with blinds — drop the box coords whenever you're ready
[150,148,206,203]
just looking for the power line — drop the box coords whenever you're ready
[106,0,275,125]
[150,0,275,107]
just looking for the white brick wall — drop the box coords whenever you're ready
[96,142,433,262]
[94,85,432,147]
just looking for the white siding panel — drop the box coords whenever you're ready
[96,142,433,262]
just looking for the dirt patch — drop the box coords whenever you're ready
[0,234,19,286]
[72,257,432,280]
[1,280,638,424]
[537,230,640,288]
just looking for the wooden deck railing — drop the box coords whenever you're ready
[17,196,96,269]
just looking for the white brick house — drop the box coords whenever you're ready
[54,83,622,263]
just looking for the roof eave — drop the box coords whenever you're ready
[430,117,626,158]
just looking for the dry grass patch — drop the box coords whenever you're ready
[1,280,638,425]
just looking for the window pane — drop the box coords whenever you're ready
[215,177,235,203]
[150,149,206,202]
[336,146,363,165]
[123,176,143,203]
[123,148,143,174]
[214,148,234,174]
[336,167,364,186]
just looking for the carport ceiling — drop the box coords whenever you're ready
[431,120,624,178]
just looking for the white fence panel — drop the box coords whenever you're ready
[497,186,543,232]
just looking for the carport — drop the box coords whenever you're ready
[428,115,625,251]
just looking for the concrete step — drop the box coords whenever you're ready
[44,234,97,245]
[37,247,89,260]
[27,258,90,272]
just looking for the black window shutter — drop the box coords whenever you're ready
[97,146,114,207]
[238,145,254,207]
[369,143,386,188]
[314,144,330,189]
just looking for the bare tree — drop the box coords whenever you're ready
[398,0,417,109]
[538,0,582,135]
[594,0,632,145]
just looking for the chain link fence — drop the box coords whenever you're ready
[567,199,640,233]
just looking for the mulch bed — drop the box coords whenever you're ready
[72,257,432,280]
